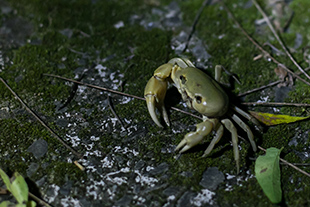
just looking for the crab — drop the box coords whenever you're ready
[144,58,261,172]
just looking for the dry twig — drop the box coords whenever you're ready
[252,0,310,81]
[28,192,52,207]
[221,2,310,86]
[242,102,310,107]
[0,77,83,160]
[183,0,212,52]
[43,73,202,120]
[107,95,126,129]
[237,80,282,96]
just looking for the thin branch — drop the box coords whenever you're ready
[107,96,126,129]
[221,2,310,86]
[238,63,310,97]
[183,0,211,52]
[258,146,310,178]
[43,73,202,120]
[29,192,52,207]
[0,77,83,159]
[242,102,310,107]
[237,80,282,96]
[252,0,310,81]
[45,74,145,101]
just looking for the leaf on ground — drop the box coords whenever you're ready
[249,111,310,126]
[0,201,16,207]
[0,169,30,206]
[0,169,12,192]
[255,147,282,203]
[11,172,29,204]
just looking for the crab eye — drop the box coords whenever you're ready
[180,75,186,84]
[195,96,202,104]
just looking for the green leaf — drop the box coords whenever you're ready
[255,147,282,203]
[0,169,12,192]
[27,200,37,207]
[16,204,27,207]
[249,111,310,126]
[0,201,16,207]
[11,172,29,204]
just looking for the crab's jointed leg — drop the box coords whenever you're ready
[202,124,224,157]
[231,114,257,152]
[175,118,218,153]
[232,105,262,131]
[144,63,173,127]
[214,65,223,82]
[221,119,240,172]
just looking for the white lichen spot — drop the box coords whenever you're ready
[66,134,81,147]
[114,146,139,156]
[163,195,176,207]
[134,170,158,187]
[90,135,100,141]
[101,156,114,168]
[146,166,154,172]
[273,107,280,112]
[133,195,146,205]
[76,85,88,99]
[191,189,215,206]
[44,184,60,203]
[114,21,124,29]
[226,173,235,180]
[61,196,81,207]
[96,64,107,76]
[86,180,105,200]
[257,96,269,103]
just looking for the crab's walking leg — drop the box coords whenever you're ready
[175,118,217,153]
[202,124,224,157]
[214,65,223,82]
[221,119,240,173]
[144,63,173,127]
[231,114,257,151]
[232,105,262,131]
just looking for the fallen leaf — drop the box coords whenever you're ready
[249,111,310,126]
[11,172,29,204]
[255,147,282,203]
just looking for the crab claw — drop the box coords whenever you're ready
[175,120,214,154]
[144,76,170,127]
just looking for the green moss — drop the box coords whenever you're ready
[289,0,310,42]
[1,0,310,205]
[47,161,86,186]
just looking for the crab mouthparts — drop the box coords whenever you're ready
[181,89,193,109]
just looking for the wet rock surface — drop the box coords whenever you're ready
[0,0,310,206]
[200,167,225,190]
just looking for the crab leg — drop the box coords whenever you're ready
[202,124,224,157]
[175,118,217,153]
[231,114,257,151]
[232,105,262,131]
[221,119,240,173]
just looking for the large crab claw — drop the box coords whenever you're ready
[144,63,173,127]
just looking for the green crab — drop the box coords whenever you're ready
[144,58,260,172]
